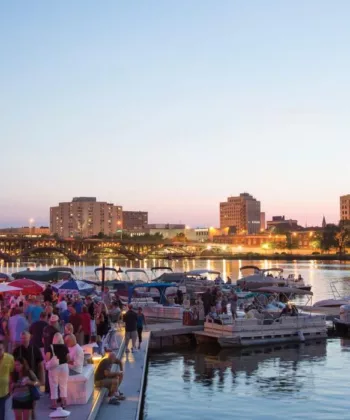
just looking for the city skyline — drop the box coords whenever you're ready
[1,1,349,227]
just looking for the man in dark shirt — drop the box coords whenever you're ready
[202,288,212,316]
[42,285,53,303]
[123,304,138,353]
[13,330,44,382]
[68,305,83,344]
[29,312,48,349]
[95,352,124,403]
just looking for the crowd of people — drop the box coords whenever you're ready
[0,284,147,419]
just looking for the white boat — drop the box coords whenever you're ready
[128,282,184,321]
[195,287,326,348]
[182,269,222,294]
[236,266,311,292]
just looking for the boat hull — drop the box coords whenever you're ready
[195,315,327,348]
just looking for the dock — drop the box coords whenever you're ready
[4,322,202,420]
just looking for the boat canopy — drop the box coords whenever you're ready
[155,273,187,283]
[128,282,177,304]
[186,269,221,276]
[94,267,123,275]
[260,268,284,273]
[240,265,261,272]
[12,270,60,282]
[255,286,313,296]
[49,267,75,274]
[151,266,173,273]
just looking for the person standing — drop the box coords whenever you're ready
[228,292,238,319]
[68,305,83,345]
[45,333,69,410]
[202,288,212,317]
[11,357,39,420]
[42,315,59,393]
[9,307,29,352]
[136,307,146,350]
[25,298,43,324]
[29,312,48,350]
[123,304,138,353]
[42,285,53,303]
[80,306,91,344]
[0,341,14,419]
[0,308,10,352]
[13,331,44,386]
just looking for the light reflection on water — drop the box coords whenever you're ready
[2,259,350,302]
[144,339,350,419]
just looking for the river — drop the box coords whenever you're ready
[141,260,350,420]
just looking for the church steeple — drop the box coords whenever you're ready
[322,215,327,228]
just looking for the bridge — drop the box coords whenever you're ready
[0,237,231,262]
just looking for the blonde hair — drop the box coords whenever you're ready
[53,332,64,345]
[65,323,73,334]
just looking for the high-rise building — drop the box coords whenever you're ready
[260,212,266,231]
[220,193,261,234]
[50,197,122,238]
[340,195,350,221]
[122,211,148,230]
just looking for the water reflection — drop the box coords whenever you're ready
[1,259,350,302]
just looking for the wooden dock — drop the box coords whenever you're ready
[97,331,150,420]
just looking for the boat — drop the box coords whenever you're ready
[236,266,311,292]
[308,281,350,316]
[128,282,184,321]
[195,287,327,348]
[333,304,350,336]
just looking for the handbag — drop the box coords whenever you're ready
[45,344,59,370]
[30,384,41,401]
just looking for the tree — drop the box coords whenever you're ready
[285,232,299,251]
[336,221,350,254]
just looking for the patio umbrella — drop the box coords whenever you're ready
[0,283,23,293]
[10,278,45,295]
[52,279,94,296]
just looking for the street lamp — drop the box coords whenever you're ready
[29,218,34,228]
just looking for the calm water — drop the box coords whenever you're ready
[141,260,350,420]
[143,339,350,420]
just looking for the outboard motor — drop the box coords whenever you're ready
[340,305,350,323]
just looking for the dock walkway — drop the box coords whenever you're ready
[97,331,150,420]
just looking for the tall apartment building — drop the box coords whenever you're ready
[340,194,350,221]
[122,211,148,230]
[220,193,261,234]
[50,197,122,238]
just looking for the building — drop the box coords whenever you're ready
[266,216,301,231]
[0,226,50,236]
[220,193,261,234]
[260,212,266,231]
[340,195,350,221]
[50,197,122,238]
[122,211,148,230]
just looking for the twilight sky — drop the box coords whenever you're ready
[1,1,349,228]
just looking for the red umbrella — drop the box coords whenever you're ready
[10,278,45,295]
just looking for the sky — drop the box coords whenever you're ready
[1,0,349,228]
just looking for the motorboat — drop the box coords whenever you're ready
[182,269,223,294]
[124,268,151,283]
[128,282,184,321]
[307,281,350,316]
[236,266,311,292]
[195,287,326,348]
[333,304,350,336]
[94,266,123,282]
